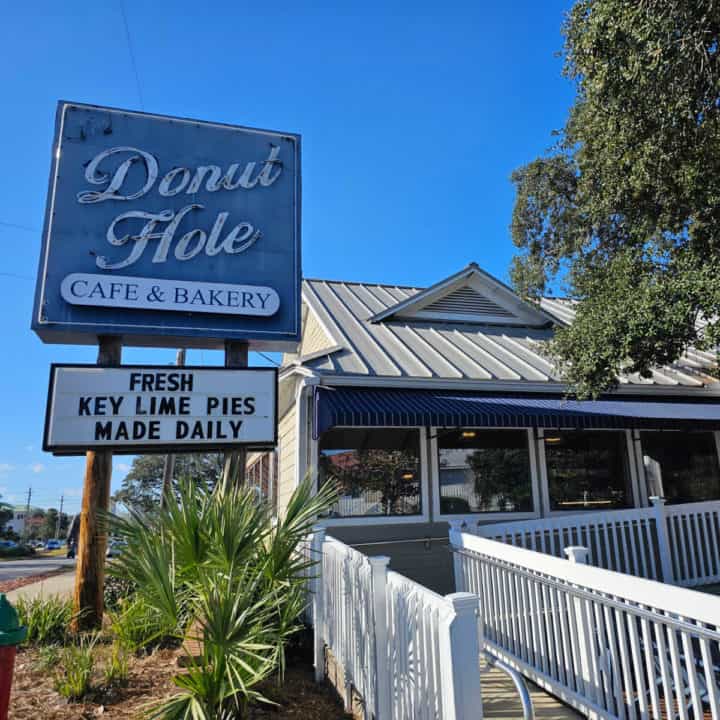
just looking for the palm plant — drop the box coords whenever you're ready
[107,473,335,719]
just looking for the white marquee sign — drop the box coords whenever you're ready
[44,365,277,454]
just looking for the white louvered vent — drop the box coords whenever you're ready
[420,286,515,318]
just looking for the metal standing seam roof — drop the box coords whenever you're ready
[295,278,718,389]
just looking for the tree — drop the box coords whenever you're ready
[510,0,720,397]
[0,496,13,539]
[112,453,223,512]
[468,448,533,512]
[40,508,70,540]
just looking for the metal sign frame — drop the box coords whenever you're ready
[32,101,301,350]
[43,363,279,455]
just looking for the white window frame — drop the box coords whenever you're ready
[316,426,431,527]
[630,429,650,506]
[431,427,541,524]
[539,427,642,516]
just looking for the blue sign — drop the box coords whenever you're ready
[32,102,301,349]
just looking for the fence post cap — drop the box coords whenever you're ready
[367,554,390,567]
[649,496,667,507]
[447,519,465,531]
[564,546,589,563]
[444,591,479,614]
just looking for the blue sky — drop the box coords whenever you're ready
[0,0,573,514]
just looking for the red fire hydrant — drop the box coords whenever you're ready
[0,594,27,720]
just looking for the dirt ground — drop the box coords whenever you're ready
[10,643,352,719]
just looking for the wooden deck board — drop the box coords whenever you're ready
[482,667,582,719]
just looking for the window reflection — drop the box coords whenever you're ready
[438,430,533,514]
[641,431,720,504]
[545,430,632,511]
[319,429,421,517]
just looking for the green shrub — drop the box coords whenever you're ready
[0,545,35,558]
[103,641,129,687]
[110,475,335,718]
[103,574,138,611]
[34,644,61,672]
[16,595,73,645]
[107,596,177,653]
[54,634,97,701]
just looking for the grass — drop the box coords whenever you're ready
[53,634,98,700]
[39,548,67,558]
[0,546,67,561]
[16,595,73,645]
[34,644,61,673]
[103,641,130,687]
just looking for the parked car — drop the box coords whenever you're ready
[0,540,18,549]
[45,539,62,550]
[106,539,127,558]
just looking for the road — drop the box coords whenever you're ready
[0,557,76,582]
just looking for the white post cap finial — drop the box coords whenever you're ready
[564,546,589,564]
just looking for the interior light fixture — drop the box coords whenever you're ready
[544,436,562,444]
[461,431,477,439]
[401,472,414,480]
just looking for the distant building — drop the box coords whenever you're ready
[6,506,44,536]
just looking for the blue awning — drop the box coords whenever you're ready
[313,386,720,438]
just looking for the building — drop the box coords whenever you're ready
[6,506,44,536]
[264,263,720,592]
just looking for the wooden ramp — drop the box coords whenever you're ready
[482,667,581,719]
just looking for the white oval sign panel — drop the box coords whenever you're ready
[60,273,280,317]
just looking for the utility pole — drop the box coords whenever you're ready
[23,487,31,540]
[161,348,186,508]
[56,494,64,539]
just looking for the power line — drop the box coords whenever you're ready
[256,351,280,367]
[119,0,145,110]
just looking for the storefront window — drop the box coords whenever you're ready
[545,430,632,511]
[319,428,421,517]
[641,431,720,504]
[437,429,533,514]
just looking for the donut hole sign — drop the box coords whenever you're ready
[32,102,301,351]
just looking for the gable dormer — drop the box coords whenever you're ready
[370,263,557,328]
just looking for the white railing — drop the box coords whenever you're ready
[313,534,379,716]
[308,527,484,720]
[336,491,384,516]
[665,501,720,587]
[451,529,720,720]
[466,498,720,587]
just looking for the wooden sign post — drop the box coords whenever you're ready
[71,336,122,632]
[222,340,249,486]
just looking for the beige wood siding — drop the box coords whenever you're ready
[299,306,333,357]
[277,406,297,518]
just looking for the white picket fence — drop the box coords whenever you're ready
[467,498,720,587]
[307,527,484,720]
[451,528,720,720]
